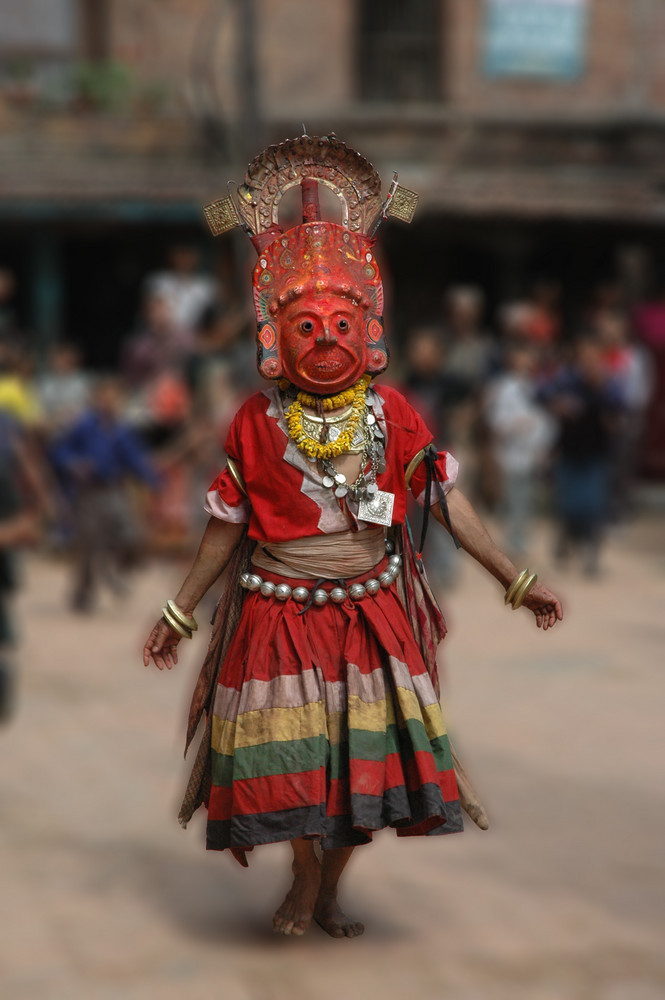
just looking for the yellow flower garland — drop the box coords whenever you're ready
[284,376,370,460]
[280,375,370,411]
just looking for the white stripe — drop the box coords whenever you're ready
[204,489,250,523]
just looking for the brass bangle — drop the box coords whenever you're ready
[226,456,247,497]
[504,568,529,607]
[166,599,198,632]
[162,606,193,639]
[511,572,537,609]
[404,448,427,490]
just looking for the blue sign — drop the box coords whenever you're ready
[484,0,589,80]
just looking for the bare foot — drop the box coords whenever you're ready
[273,858,322,936]
[314,892,365,938]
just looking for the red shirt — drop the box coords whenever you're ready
[205,383,457,543]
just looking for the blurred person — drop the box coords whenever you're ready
[525,277,562,347]
[122,287,195,392]
[52,376,159,613]
[442,285,494,393]
[593,308,654,517]
[122,289,196,549]
[0,267,17,334]
[402,326,468,446]
[497,300,535,346]
[35,342,92,546]
[441,286,496,503]
[143,369,196,552]
[0,339,42,427]
[143,137,563,940]
[540,337,624,576]
[36,341,90,432]
[185,304,256,537]
[0,410,47,720]
[497,297,558,379]
[187,303,256,423]
[484,344,554,560]
[632,285,665,479]
[145,243,219,332]
[402,326,468,589]
[586,279,627,327]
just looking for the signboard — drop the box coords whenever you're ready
[483,0,589,80]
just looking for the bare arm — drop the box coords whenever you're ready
[143,517,246,670]
[432,487,563,630]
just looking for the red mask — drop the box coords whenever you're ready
[252,221,388,394]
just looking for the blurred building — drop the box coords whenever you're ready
[2,0,665,365]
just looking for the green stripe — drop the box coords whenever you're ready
[211,733,328,785]
[210,724,455,787]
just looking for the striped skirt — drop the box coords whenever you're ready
[206,558,463,852]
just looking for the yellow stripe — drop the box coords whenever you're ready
[211,717,237,757]
[214,700,350,749]
[393,687,447,740]
[211,689,445,754]
[347,694,393,733]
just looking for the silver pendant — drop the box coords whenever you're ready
[358,489,395,526]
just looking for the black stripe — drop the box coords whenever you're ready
[205,787,464,852]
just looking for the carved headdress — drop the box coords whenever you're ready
[203,134,418,392]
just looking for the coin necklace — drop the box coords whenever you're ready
[318,406,386,502]
[282,380,394,523]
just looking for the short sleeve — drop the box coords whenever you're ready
[378,385,459,507]
[204,467,250,522]
[410,450,459,506]
[203,407,251,523]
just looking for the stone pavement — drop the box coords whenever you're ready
[2,516,664,1000]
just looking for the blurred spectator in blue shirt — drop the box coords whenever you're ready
[53,377,159,612]
[540,338,625,576]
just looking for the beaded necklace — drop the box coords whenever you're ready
[284,376,370,461]
[281,377,387,505]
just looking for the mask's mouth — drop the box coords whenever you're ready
[298,345,360,381]
[310,358,346,376]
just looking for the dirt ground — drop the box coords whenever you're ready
[2,514,664,1000]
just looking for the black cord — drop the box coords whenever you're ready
[418,445,461,552]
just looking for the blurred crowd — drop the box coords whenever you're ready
[0,247,662,715]
[0,244,260,716]
[401,279,657,586]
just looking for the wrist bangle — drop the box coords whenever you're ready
[162,605,193,639]
[166,599,198,632]
[504,569,537,610]
[504,569,528,606]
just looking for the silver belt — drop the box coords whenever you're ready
[239,552,402,605]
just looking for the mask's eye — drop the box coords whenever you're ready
[300,319,314,333]
[337,318,349,332]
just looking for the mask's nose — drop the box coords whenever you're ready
[316,320,338,346]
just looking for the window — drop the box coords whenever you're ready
[358,0,442,102]
[0,0,110,94]
[0,0,77,53]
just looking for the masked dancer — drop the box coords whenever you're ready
[143,135,563,938]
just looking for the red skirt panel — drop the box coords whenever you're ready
[206,559,463,852]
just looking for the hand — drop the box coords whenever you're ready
[521,583,563,631]
[143,617,182,670]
